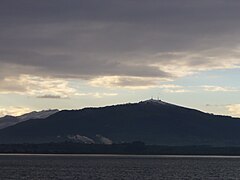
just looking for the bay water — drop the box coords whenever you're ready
[0,154,240,179]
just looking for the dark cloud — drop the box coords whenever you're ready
[37,95,62,99]
[0,0,240,81]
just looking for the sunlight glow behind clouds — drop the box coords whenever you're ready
[0,74,119,100]
[0,75,77,99]
[226,104,240,117]
[0,106,31,117]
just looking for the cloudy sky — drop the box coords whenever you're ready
[0,0,240,117]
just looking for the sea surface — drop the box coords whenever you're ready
[0,154,240,179]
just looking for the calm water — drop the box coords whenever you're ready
[0,154,240,179]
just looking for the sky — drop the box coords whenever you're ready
[0,0,240,117]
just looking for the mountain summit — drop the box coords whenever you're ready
[0,100,239,146]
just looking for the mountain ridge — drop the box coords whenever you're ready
[0,100,239,146]
[0,109,59,129]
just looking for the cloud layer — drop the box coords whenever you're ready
[202,85,239,92]
[0,0,240,89]
[0,75,76,98]
[1,0,240,118]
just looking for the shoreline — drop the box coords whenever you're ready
[1,142,240,156]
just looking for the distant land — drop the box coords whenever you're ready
[0,109,59,129]
[2,142,240,155]
[0,99,240,147]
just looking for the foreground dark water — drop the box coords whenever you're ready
[0,154,240,179]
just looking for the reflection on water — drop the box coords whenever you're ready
[0,154,240,180]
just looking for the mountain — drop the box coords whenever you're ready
[17,109,59,121]
[0,100,240,146]
[0,116,20,130]
[0,109,59,129]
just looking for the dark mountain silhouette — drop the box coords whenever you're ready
[0,99,240,146]
[0,109,59,129]
[0,116,20,130]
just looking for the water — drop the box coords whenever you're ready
[0,154,240,179]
